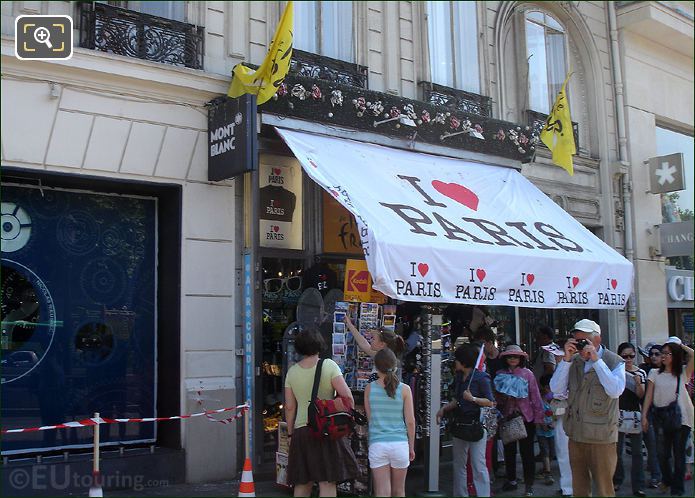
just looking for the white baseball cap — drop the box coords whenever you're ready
[572,319,601,335]
[664,336,682,346]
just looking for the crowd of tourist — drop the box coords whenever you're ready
[283,320,694,497]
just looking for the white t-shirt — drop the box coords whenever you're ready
[647,369,694,429]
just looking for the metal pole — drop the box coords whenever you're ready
[89,412,103,497]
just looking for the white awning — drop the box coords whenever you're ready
[277,128,633,309]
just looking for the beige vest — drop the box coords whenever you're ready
[564,348,623,444]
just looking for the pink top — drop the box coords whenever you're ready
[498,367,545,424]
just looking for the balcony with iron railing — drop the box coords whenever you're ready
[258,47,538,163]
[289,49,368,89]
[419,81,493,118]
[526,109,579,150]
[79,2,204,70]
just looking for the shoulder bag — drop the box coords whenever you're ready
[618,409,642,434]
[448,408,484,442]
[448,374,484,442]
[499,413,527,445]
[307,359,355,440]
[652,374,682,433]
[481,406,500,440]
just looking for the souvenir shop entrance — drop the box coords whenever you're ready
[247,128,633,492]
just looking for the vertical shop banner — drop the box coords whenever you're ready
[322,191,363,255]
[343,259,387,304]
[1,186,156,454]
[277,128,633,309]
[243,253,253,456]
[259,161,302,249]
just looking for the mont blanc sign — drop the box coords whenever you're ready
[208,95,258,181]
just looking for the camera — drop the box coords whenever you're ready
[575,339,590,351]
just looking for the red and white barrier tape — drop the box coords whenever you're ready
[1,404,249,434]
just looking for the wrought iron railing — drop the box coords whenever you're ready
[289,49,368,89]
[419,82,493,118]
[80,3,204,70]
[262,74,540,163]
[526,109,579,149]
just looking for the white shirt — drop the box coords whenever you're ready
[550,345,626,399]
[647,369,694,428]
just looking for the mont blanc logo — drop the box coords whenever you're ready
[1,203,32,253]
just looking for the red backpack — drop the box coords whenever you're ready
[307,359,355,440]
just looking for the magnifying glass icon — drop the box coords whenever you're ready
[33,27,53,49]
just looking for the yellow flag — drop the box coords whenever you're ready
[540,73,576,175]
[228,1,293,105]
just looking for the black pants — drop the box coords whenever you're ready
[614,431,645,493]
[504,421,536,486]
[656,424,690,496]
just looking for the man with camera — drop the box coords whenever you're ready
[550,319,626,497]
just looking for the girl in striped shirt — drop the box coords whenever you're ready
[365,348,416,497]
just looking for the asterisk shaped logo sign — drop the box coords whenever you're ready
[655,161,677,185]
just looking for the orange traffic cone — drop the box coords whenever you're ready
[238,457,255,497]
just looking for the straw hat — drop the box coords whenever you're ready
[499,344,528,358]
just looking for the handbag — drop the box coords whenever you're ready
[481,406,499,440]
[448,408,484,442]
[550,398,568,417]
[499,414,527,445]
[307,360,355,440]
[618,410,642,434]
[652,375,682,433]
[447,373,484,442]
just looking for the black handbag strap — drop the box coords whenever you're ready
[311,359,325,402]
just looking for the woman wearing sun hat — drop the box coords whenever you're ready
[494,344,544,496]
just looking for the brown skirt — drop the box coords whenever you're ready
[287,426,359,485]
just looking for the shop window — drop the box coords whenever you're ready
[259,160,303,250]
[97,1,186,22]
[524,10,567,115]
[425,1,480,94]
[294,1,354,63]
[1,185,157,455]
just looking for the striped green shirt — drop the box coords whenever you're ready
[368,382,407,443]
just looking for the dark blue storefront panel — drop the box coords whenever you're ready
[1,185,157,454]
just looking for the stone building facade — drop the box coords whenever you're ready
[1,0,692,489]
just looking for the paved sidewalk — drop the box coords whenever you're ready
[108,453,693,497]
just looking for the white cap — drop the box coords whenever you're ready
[572,319,601,335]
[664,336,682,346]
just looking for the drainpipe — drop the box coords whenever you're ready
[608,2,638,343]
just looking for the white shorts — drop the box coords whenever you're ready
[368,441,410,469]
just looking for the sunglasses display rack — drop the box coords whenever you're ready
[417,312,435,439]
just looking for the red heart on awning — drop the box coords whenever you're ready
[527,274,535,285]
[476,269,486,282]
[273,226,279,232]
[418,263,429,277]
[572,276,580,288]
[431,180,479,211]
[273,168,282,175]
[611,279,618,289]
